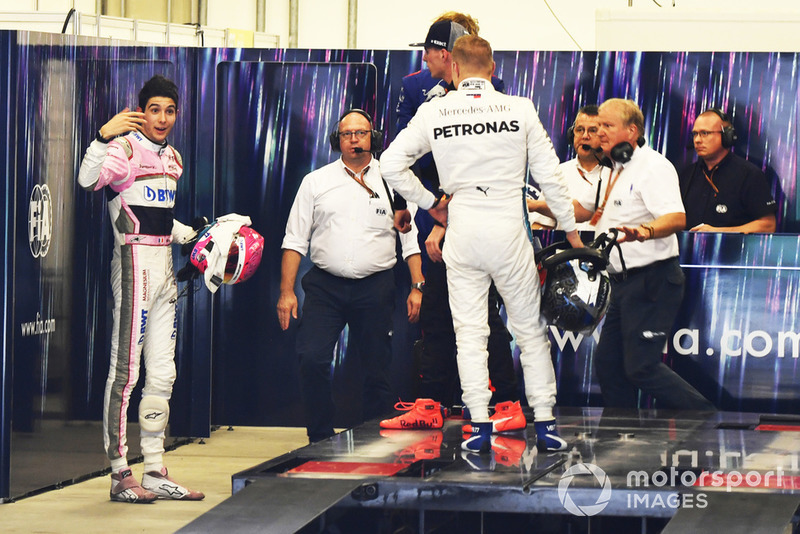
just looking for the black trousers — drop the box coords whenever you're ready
[416,258,519,406]
[595,257,715,410]
[296,267,396,442]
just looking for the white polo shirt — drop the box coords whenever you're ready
[282,157,420,279]
[530,158,609,231]
[575,145,684,273]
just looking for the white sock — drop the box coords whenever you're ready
[110,459,129,473]
[533,407,554,422]
[143,461,164,475]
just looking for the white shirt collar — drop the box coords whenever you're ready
[339,155,374,176]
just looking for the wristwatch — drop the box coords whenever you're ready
[411,281,425,292]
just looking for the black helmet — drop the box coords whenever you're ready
[535,231,619,334]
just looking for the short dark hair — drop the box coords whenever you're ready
[138,75,179,111]
[577,105,599,117]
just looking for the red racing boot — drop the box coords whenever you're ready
[463,400,526,434]
[380,399,444,430]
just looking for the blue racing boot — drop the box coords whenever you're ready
[461,421,492,453]
[534,419,568,452]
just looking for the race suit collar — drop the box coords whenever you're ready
[457,77,491,92]
[131,130,169,153]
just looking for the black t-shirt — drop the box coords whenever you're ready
[679,152,777,229]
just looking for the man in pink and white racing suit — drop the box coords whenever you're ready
[77,75,203,503]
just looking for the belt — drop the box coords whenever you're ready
[608,257,677,282]
[124,234,172,246]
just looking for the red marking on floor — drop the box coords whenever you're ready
[286,461,406,476]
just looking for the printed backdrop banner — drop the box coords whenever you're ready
[202,48,799,426]
[2,30,800,500]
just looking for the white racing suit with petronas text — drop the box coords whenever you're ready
[380,78,577,423]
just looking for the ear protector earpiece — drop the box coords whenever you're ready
[610,142,634,163]
[329,108,382,152]
[704,108,738,148]
[608,136,644,164]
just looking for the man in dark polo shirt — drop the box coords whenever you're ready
[679,109,777,233]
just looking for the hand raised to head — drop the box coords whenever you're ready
[99,108,146,140]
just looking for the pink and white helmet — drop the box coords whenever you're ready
[190,222,264,286]
[223,226,264,284]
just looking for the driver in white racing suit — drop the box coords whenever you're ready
[381,35,583,454]
[77,75,204,503]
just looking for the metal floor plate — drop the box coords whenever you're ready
[206,408,800,532]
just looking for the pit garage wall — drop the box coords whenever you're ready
[2,31,206,501]
[2,29,800,500]
[1,31,12,501]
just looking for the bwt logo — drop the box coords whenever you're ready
[144,185,175,203]
[558,463,612,516]
[137,309,148,345]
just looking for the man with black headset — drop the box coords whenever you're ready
[679,108,776,233]
[576,98,715,410]
[277,109,423,443]
[528,105,609,232]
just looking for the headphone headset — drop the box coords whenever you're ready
[329,108,382,152]
[703,108,738,148]
[608,136,645,164]
[566,125,576,145]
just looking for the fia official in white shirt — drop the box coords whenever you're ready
[574,98,715,411]
[278,109,424,443]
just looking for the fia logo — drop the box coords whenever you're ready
[28,184,52,258]
[375,207,387,216]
